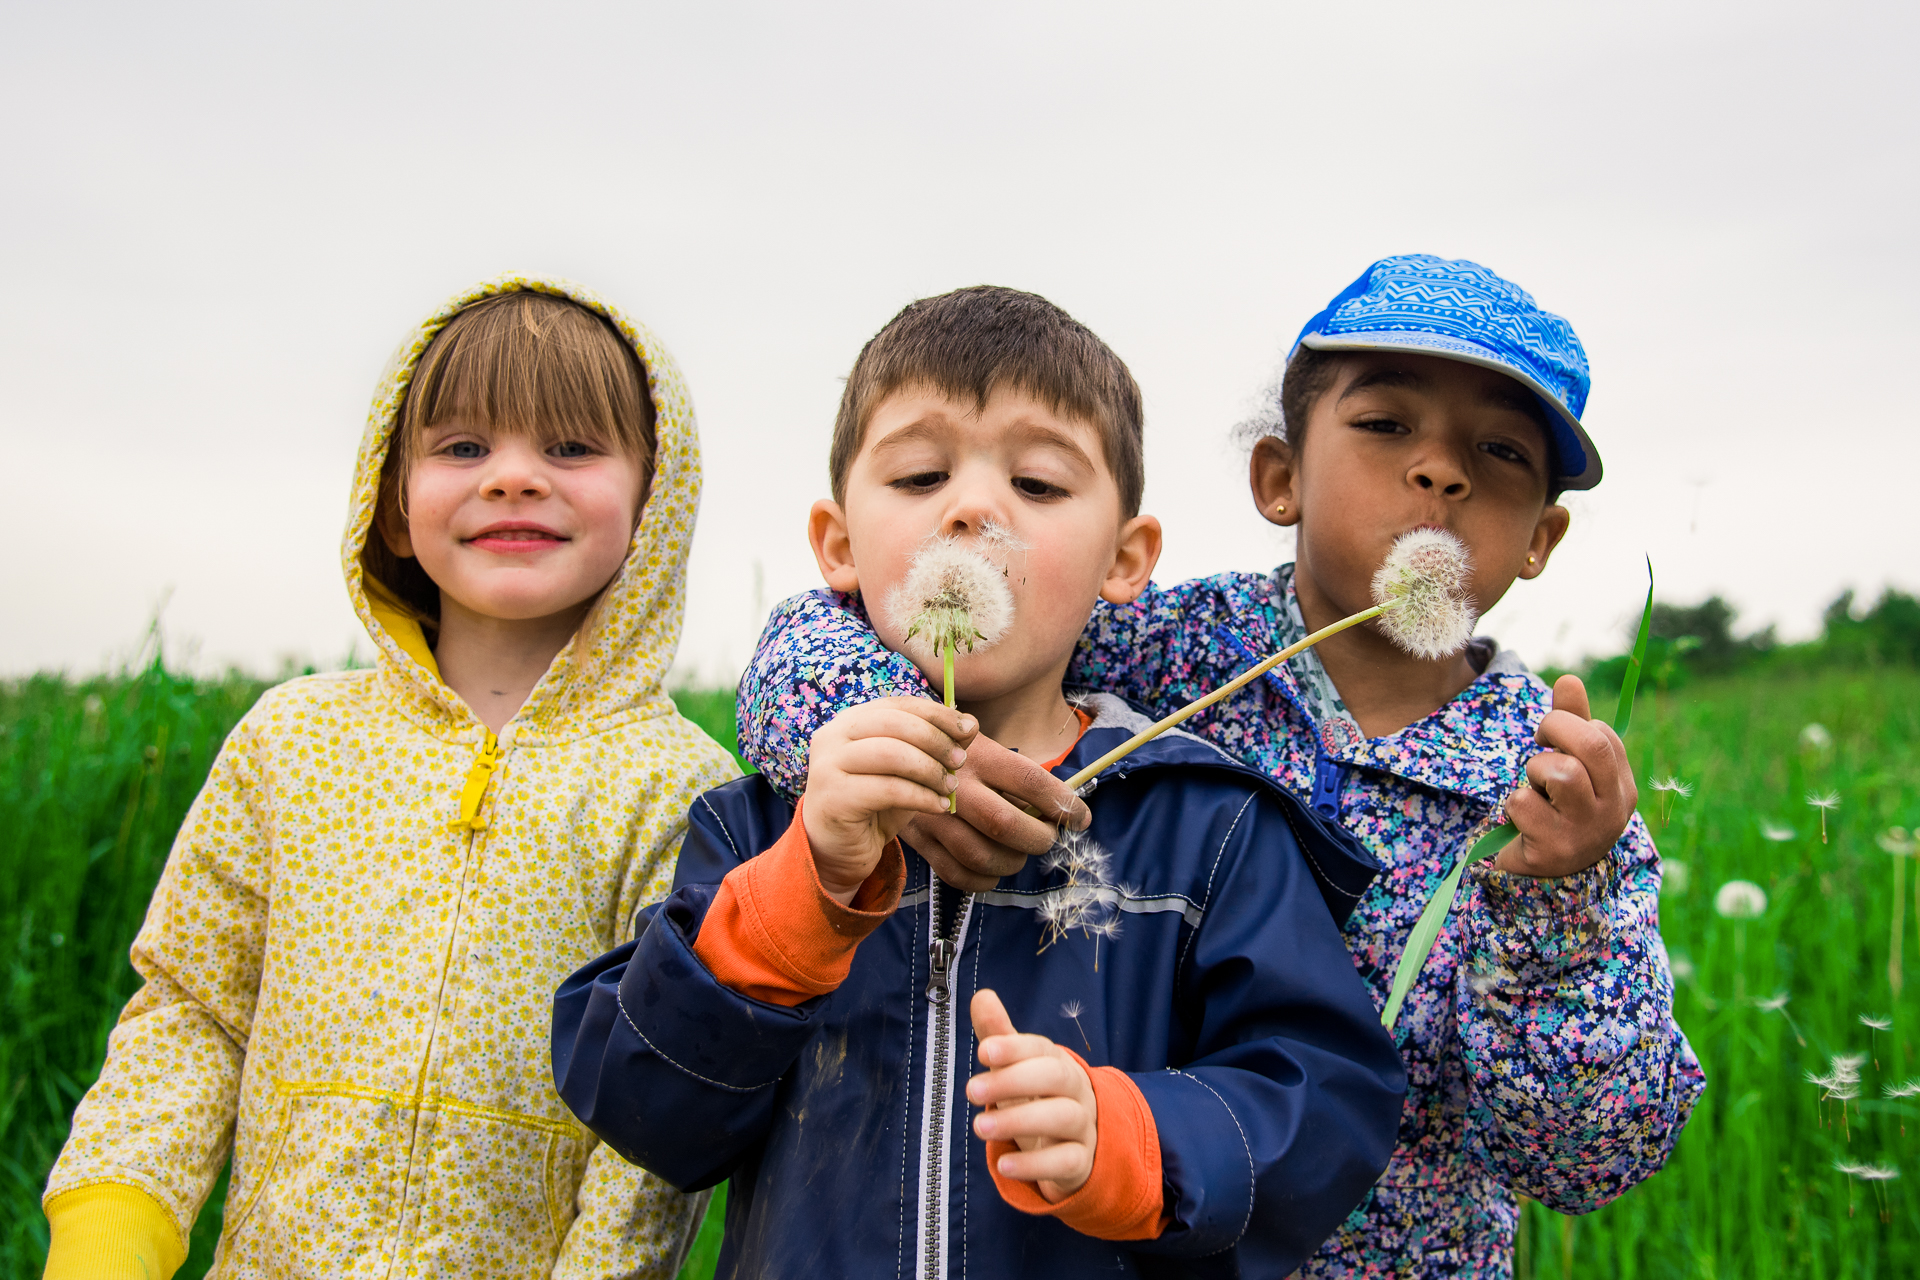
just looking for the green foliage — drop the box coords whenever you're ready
[8,659,1918,1277]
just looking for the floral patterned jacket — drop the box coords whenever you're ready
[736,567,1705,1279]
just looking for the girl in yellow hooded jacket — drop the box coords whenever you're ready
[41,278,740,1280]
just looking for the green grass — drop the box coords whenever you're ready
[4,660,1915,1277]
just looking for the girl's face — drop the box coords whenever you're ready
[381,419,645,623]
[1251,351,1571,637]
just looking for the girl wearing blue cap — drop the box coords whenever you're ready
[733,256,1703,1275]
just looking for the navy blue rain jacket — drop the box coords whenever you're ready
[553,694,1406,1279]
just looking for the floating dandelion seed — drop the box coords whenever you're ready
[1806,790,1840,843]
[1370,528,1477,659]
[1885,1080,1920,1099]
[1835,1161,1898,1181]
[1059,1000,1092,1052]
[1650,776,1693,825]
[1753,991,1806,1044]
[1760,821,1797,842]
[1714,880,1768,919]
[1799,722,1833,753]
[1037,826,1123,968]
[1862,1014,1892,1031]
[1660,859,1691,898]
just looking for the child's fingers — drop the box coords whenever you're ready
[972,1094,1090,1144]
[829,736,962,801]
[967,1050,1086,1107]
[970,988,1017,1042]
[837,700,971,770]
[1549,673,1592,723]
[989,1139,1093,1188]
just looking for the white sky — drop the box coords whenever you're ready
[4,1,1915,683]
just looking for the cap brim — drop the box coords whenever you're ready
[1299,330,1602,491]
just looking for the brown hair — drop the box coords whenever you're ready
[363,290,657,622]
[828,286,1145,517]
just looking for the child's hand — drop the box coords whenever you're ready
[902,734,1093,892]
[803,698,970,904]
[1496,674,1639,878]
[967,989,1098,1202]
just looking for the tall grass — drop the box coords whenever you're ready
[5,658,1915,1277]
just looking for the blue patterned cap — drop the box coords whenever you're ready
[1291,254,1601,490]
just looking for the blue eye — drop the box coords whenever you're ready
[449,441,485,459]
[549,440,593,459]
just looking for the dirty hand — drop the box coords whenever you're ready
[901,733,1092,893]
[1496,674,1638,878]
[802,698,971,904]
[967,988,1098,1202]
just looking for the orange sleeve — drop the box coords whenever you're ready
[690,798,906,1007]
[985,1048,1167,1241]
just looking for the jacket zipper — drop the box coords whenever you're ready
[918,881,974,1280]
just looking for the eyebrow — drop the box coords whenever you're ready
[866,416,1098,473]
[1337,365,1544,419]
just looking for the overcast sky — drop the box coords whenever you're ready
[4,1,1915,684]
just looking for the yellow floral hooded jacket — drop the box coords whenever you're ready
[42,277,740,1280]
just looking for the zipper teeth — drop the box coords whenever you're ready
[922,889,973,1280]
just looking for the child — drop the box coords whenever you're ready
[733,257,1706,1274]
[41,278,739,1279]
[551,286,1408,1277]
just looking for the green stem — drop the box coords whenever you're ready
[943,642,957,813]
[1061,602,1388,792]
[1892,854,1906,998]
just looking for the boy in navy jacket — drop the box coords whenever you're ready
[552,287,1406,1278]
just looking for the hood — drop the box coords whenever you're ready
[341,275,703,742]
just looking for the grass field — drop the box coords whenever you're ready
[3,657,1915,1278]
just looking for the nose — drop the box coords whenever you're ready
[480,438,552,500]
[1409,446,1471,499]
[937,464,1012,540]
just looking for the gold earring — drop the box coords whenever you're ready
[1527,555,1537,565]
[1274,502,1287,515]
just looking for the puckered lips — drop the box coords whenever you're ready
[464,519,569,554]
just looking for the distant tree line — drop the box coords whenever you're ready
[1580,587,1920,692]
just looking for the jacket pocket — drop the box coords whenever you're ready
[218,1082,407,1277]
[404,1099,593,1273]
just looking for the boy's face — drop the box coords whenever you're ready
[811,384,1160,704]
[381,420,645,623]
[1253,351,1571,630]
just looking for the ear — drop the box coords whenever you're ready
[1248,436,1300,527]
[1100,514,1162,604]
[808,499,860,593]
[1518,503,1573,579]
[376,501,415,559]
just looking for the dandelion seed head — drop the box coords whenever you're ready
[1799,722,1833,752]
[1807,1070,1861,1100]
[1660,860,1691,898]
[1668,952,1696,983]
[1835,1160,1899,1181]
[1884,1079,1920,1099]
[1861,1014,1893,1031]
[1370,528,1476,659]
[1754,992,1791,1012]
[977,520,1030,558]
[883,534,1016,664]
[1059,1000,1083,1020]
[1877,827,1914,857]
[1833,1053,1868,1079]
[1651,776,1694,798]
[1714,879,1768,919]
[1806,789,1840,811]
[1760,821,1797,842]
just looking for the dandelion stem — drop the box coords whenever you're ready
[1893,854,1907,998]
[1061,603,1388,791]
[942,641,957,813]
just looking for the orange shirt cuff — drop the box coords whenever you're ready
[985,1049,1167,1241]
[690,797,906,1007]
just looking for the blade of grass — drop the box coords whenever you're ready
[1613,557,1655,736]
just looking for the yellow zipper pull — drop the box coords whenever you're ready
[458,730,500,830]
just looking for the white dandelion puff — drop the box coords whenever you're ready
[1806,790,1840,843]
[1667,952,1696,984]
[1877,827,1914,856]
[1059,1000,1091,1052]
[1884,1079,1920,1099]
[1799,722,1833,753]
[1754,992,1790,1012]
[1370,528,1476,659]
[1833,1053,1868,1078]
[1660,860,1691,897]
[1760,820,1797,843]
[883,534,1016,668]
[1714,879,1768,919]
[977,519,1030,559]
[1834,1161,1899,1181]
[1652,776,1694,798]
[1807,1069,1861,1101]
[1861,1014,1893,1031]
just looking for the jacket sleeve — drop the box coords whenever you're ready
[42,716,276,1277]
[1455,813,1706,1212]
[736,590,932,797]
[1124,791,1407,1267]
[551,788,830,1194]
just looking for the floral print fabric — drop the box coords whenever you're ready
[737,568,1704,1278]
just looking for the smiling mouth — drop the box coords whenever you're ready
[466,526,568,551]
